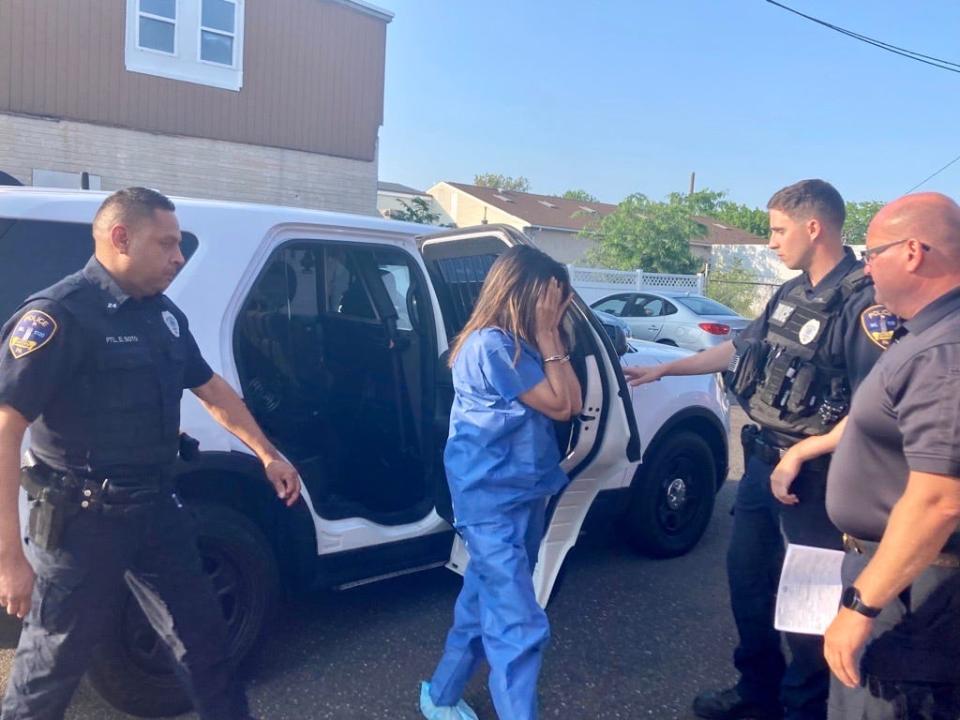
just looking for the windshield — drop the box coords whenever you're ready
[675,296,737,316]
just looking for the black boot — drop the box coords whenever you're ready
[692,687,783,720]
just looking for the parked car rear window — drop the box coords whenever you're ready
[675,296,738,316]
[0,219,198,323]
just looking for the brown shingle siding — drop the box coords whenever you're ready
[0,0,387,161]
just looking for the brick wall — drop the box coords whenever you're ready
[0,112,378,215]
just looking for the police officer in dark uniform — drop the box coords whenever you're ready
[625,180,894,720]
[0,187,301,720]
[824,192,960,719]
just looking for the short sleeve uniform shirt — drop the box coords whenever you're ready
[827,287,960,544]
[443,328,569,525]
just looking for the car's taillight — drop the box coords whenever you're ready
[698,322,731,335]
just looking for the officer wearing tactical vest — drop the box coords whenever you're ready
[0,187,301,720]
[625,180,896,720]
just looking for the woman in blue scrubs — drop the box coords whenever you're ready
[420,245,583,720]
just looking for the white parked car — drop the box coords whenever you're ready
[0,187,728,718]
[592,291,750,351]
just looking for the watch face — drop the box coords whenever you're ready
[841,586,857,607]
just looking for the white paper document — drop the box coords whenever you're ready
[774,543,845,636]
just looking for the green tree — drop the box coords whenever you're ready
[705,256,762,317]
[583,194,702,274]
[473,173,531,192]
[388,197,440,225]
[669,189,769,238]
[843,201,885,244]
[562,189,598,202]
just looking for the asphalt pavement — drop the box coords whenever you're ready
[0,409,752,720]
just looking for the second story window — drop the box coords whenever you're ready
[200,0,236,66]
[125,0,245,91]
[138,0,176,54]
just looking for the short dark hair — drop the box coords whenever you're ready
[767,179,845,232]
[94,186,175,228]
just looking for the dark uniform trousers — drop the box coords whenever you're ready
[828,553,960,720]
[0,493,249,720]
[729,454,844,720]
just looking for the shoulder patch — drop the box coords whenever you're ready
[860,304,898,349]
[8,310,58,359]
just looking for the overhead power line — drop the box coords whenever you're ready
[905,153,960,194]
[765,0,960,75]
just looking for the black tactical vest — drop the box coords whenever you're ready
[727,266,870,440]
[26,272,186,477]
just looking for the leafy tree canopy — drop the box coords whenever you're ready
[584,194,703,274]
[473,173,531,192]
[387,197,440,225]
[562,189,599,202]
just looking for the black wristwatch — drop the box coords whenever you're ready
[840,586,881,618]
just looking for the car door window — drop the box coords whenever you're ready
[0,219,198,323]
[376,262,413,331]
[325,248,378,321]
[636,296,666,317]
[661,300,678,316]
[592,296,629,316]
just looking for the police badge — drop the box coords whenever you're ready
[8,310,58,359]
[860,305,899,349]
[161,310,181,338]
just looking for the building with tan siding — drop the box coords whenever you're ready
[0,0,393,215]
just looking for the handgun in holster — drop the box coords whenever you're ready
[20,465,77,552]
[740,424,760,464]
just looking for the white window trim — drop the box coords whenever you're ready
[198,0,238,68]
[136,0,178,56]
[125,0,244,92]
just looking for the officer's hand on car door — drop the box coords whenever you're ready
[623,365,665,386]
[0,553,35,619]
[264,459,301,507]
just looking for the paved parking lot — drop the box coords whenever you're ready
[0,409,751,720]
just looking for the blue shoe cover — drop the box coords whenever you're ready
[419,681,479,720]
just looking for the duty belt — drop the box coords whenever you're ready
[20,461,169,511]
[843,533,960,569]
[742,427,830,472]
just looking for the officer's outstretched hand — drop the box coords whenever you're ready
[0,553,35,619]
[264,459,301,507]
[623,365,665,386]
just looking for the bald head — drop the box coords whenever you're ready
[869,192,960,267]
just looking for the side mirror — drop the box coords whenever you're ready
[611,325,629,356]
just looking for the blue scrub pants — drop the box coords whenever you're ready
[729,455,843,720]
[430,497,549,720]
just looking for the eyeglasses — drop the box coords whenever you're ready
[860,238,931,263]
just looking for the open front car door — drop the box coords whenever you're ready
[419,225,641,605]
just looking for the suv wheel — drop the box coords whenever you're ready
[86,504,279,718]
[622,431,717,558]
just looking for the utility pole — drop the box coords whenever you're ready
[689,171,696,195]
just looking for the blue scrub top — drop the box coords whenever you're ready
[444,328,570,525]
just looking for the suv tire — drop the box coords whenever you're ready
[86,504,279,718]
[623,431,717,558]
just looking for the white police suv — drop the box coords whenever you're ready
[0,187,728,717]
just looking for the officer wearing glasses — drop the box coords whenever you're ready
[825,192,960,719]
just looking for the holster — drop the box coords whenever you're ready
[740,424,760,463]
[20,466,78,552]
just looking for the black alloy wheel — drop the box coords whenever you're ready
[622,431,718,558]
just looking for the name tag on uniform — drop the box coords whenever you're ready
[771,302,795,325]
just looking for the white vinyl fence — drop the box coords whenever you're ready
[568,265,705,305]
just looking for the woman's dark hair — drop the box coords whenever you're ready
[448,245,572,367]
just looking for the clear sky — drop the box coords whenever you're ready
[376,0,960,209]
